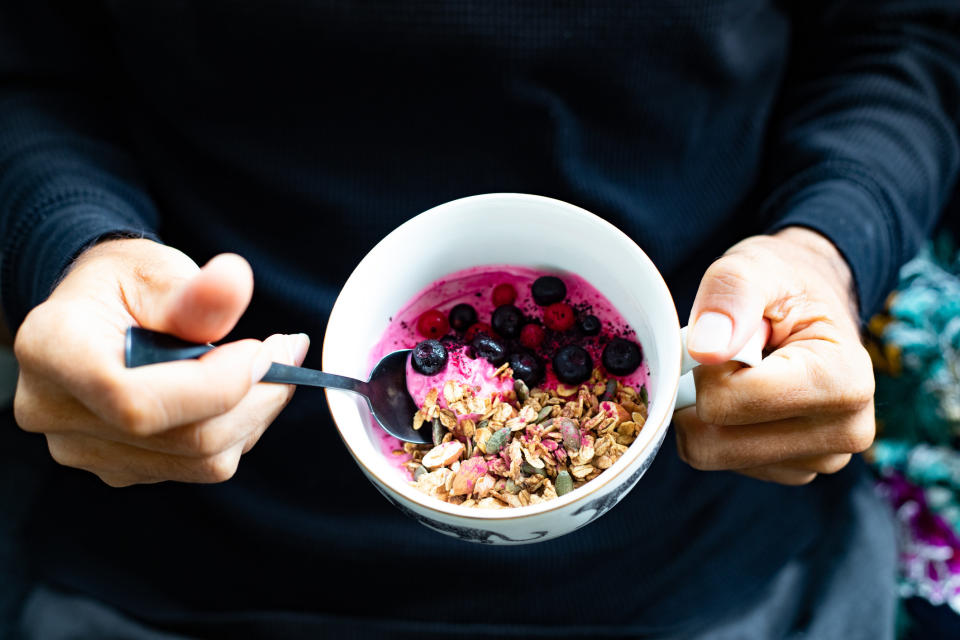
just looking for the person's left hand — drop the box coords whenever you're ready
[674,226,876,485]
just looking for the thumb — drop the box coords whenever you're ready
[140,253,254,344]
[686,253,775,365]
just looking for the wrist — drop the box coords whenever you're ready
[772,226,859,319]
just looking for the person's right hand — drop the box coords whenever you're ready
[12,238,309,487]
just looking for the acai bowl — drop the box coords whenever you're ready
[323,193,684,544]
[370,267,650,510]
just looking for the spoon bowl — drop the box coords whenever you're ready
[124,327,430,444]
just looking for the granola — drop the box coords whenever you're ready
[403,368,648,508]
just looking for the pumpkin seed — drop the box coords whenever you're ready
[600,380,618,402]
[413,465,429,481]
[431,418,444,446]
[514,379,529,404]
[505,479,520,494]
[555,470,574,496]
[559,418,582,451]
[521,462,548,477]
[639,385,648,406]
[485,427,511,455]
[535,405,554,423]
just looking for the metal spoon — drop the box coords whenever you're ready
[124,327,430,444]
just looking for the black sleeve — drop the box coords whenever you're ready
[758,0,960,321]
[0,2,160,331]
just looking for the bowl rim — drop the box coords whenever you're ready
[322,193,682,521]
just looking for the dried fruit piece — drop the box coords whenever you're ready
[451,457,489,496]
[555,471,574,496]
[421,441,465,469]
[599,401,630,426]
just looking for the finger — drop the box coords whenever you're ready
[736,465,818,486]
[14,371,99,435]
[692,339,875,425]
[15,333,307,455]
[779,453,852,475]
[687,251,783,365]
[139,333,308,457]
[82,338,272,436]
[46,431,245,486]
[673,407,875,471]
[129,253,254,344]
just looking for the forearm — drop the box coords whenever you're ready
[0,2,160,333]
[758,0,960,322]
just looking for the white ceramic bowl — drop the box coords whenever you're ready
[323,193,683,544]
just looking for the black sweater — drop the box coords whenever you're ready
[1,1,959,637]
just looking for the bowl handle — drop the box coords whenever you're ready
[675,322,768,410]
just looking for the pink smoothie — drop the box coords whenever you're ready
[368,265,649,471]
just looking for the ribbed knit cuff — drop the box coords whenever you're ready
[1,202,159,331]
[763,176,900,324]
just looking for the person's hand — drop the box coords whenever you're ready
[674,226,875,485]
[12,238,309,487]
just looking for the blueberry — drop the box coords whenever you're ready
[602,338,642,375]
[492,304,524,339]
[411,339,448,375]
[448,303,478,332]
[531,276,567,306]
[579,314,601,336]
[509,350,544,388]
[552,345,593,384]
[471,334,507,366]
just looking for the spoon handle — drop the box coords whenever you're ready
[260,362,368,394]
[124,327,369,394]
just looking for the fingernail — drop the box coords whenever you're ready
[289,333,310,366]
[689,312,733,354]
[251,347,273,384]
